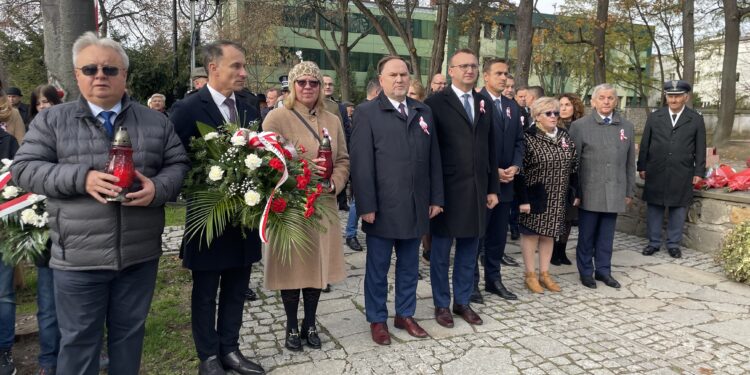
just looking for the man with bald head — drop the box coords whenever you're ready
[430,73,447,95]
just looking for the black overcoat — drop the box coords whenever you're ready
[350,92,444,239]
[171,86,263,271]
[425,88,499,238]
[637,106,706,207]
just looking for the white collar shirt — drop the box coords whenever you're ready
[669,106,685,127]
[207,83,237,123]
[87,101,123,126]
[387,97,408,117]
[451,85,475,117]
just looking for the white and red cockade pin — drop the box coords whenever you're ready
[620,129,628,141]
[520,116,525,127]
[506,106,512,119]
[419,116,430,135]
[479,100,486,114]
[561,137,569,150]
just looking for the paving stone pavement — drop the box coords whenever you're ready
[162,212,750,374]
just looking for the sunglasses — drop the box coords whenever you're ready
[543,111,561,117]
[295,80,320,88]
[77,65,121,76]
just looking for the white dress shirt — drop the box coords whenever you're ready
[387,97,408,117]
[207,83,237,123]
[451,85,475,118]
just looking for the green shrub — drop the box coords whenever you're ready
[718,220,750,284]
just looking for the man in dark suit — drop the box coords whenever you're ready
[472,58,524,304]
[351,56,444,345]
[171,40,264,375]
[424,48,499,328]
[638,80,705,259]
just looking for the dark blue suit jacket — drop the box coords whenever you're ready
[479,88,525,202]
[170,86,262,271]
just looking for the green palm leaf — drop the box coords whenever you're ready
[184,190,243,248]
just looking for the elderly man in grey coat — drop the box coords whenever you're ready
[11,32,189,374]
[569,83,635,290]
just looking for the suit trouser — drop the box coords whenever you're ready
[646,204,687,249]
[430,235,480,307]
[364,235,420,322]
[474,202,511,287]
[576,209,618,277]
[191,266,251,360]
[54,259,159,375]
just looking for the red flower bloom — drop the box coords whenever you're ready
[270,197,287,213]
[296,175,309,190]
[298,144,307,154]
[281,147,292,159]
[304,205,315,218]
[269,158,284,172]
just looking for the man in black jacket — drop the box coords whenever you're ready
[638,80,705,259]
[171,40,264,375]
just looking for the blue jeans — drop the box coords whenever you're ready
[345,198,358,238]
[0,260,15,350]
[37,266,60,367]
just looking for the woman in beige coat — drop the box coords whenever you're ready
[262,61,349,352]
[0,92,25,144]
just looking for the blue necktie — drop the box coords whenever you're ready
[494,99,502,113]
[462,93,473,123]
[100,111,116,138]
[603,117,611,125]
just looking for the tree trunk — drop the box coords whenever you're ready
[715,0,743,147]
[515,0,533,87]
[682,0,695,107]
[592,0,609,85]
[428,0,449,80]
[42,0,96,101]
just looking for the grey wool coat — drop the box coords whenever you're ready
[569,112,635,213]
[637,106,706,207]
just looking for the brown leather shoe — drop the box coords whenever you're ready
[452,304,483,325]
[370,322,391,345]
[394,316,428,338]
[434,307,454,328]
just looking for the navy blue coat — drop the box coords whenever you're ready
[479,88,525,202]
[351,92,444,239]
[425,88,499,238]
[171,86,262,271]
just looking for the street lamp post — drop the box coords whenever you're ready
[178,0,224,90]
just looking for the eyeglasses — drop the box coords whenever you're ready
[543,111,561,117]
[450,64,479,71]
[77,65,121,76]
[295,80,320,88]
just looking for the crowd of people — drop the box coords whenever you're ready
[0,30,706,375]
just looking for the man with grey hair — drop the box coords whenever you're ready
[569,83,635,290]
[11,31,189,374]
[147,93,167,114]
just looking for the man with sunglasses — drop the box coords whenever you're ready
[171,40,265,375]
[11,31,189,375]
[424,48,499,329]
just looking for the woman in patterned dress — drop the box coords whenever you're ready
[515,97,578,293]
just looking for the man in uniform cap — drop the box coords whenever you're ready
[275,75,289,108]
[638,80,705,259]
[5,87,30,125]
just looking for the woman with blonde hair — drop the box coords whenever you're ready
[0,90,25,144]
[408,80,426,101]
[515,97,578,293]
[262,61,350,352]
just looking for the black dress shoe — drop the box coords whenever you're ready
[422,249,431,262]
[470,287,484,304]
[595,274,621,289]
[322,284,331,293]
[199,355,226,375]
[580,276,597,289]
[668,248,682,258]
[346,236,363,251]
[220,351,265,374]
[284,328,303,352]
[642,246,660,256]
[500,255,520,267]
[485,280,518,300]
[510,227,520,240]
[245,288,258,301]
[300,326,322,349]
[550,256,561,266]
[559,254,572,265]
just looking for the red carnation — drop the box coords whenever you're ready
[281,147,292,159]
[269,158,284,172]
[296,175,309,190]
[304,205,315,218]
[270,197,287,213]
[298,144,307,154]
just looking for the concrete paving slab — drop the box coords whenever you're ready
[695,319,750,348]
[269,359,347,375]
[620,298,667,312]
[516,335,574,357]
[644,264,726,286]
[441,347,518,375]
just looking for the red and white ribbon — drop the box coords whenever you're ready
[0,172,45,218]
[252,132,289,243]
[620,129,628,141]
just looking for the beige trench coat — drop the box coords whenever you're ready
[262,101,350,290]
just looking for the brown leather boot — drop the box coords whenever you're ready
[525,272,544,293]
[539,271,561,292]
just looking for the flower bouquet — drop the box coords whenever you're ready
[0,159,49,266]
[182,121,331,264]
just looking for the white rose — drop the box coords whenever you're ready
[34,212,49,228]
[244,190,261,206]
[2,186,20,199]
[231,135,246,147]
[204,132,219,141]
[20,208,37,225]
[1,158,11,170]
[208,166,224,181]
[244,154,262,171]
